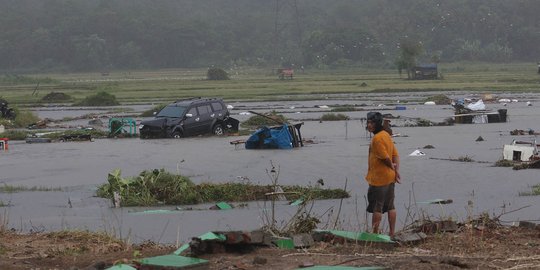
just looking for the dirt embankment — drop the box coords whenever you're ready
[1,224,539,270]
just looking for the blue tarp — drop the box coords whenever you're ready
[245,125,293,149]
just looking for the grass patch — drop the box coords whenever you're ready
[0,184,62,193]
[0,130,30,140]
[519,184,540,196]
[330,106,356,112]
[0,200,7,207]
[74,91,120,106]
[96,169,349,207]
[0,74,58,85]
[320,113,350,121]
[2,63,540,106]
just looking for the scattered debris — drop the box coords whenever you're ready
[423,145,435,149]
[510,129,539,135]
[409,150,426,156]
[109,118,137,137]
[475,136,484,141]
[453,99,507,124]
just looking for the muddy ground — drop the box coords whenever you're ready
[1,224,539,269]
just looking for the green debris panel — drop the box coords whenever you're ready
[317,230,394,243]
[106,264,137,270]
[296,266,386,270]
[173,243,190,256]
[215,202,232,210]
[274,238,294,249]
[290,198,304,206]
[138,255,208,268]
[198,231,226,241]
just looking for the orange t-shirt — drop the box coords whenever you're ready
[365,130,399,186]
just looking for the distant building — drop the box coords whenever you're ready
[412,64,438,80]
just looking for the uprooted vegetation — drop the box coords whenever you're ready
[240,111,288,129]
[96,169,349,207]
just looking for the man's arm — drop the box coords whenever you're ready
[392,155,400,183]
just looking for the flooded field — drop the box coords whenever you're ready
[1,92,539,244]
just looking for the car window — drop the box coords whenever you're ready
[156,105,187,118]
[211,102,223,111]
[197,104,212,115]
[187,107,198,116]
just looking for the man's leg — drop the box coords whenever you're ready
[372,211,382,234]
[388,209,396,237]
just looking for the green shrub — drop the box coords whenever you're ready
[13,110,40,128]
[321,113,350,121]
[75,91,120,106]
[207,67,230,80]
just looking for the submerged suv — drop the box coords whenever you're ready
[139,98,239,139]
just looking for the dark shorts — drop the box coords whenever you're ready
[366,183,395,213]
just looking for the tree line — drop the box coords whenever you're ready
[1,0,539,72]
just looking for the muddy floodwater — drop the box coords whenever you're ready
[1,92,539,244]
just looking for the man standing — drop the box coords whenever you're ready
[365,112,400,237]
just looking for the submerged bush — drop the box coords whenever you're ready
[41,92,72,103]
[75,91,119,106]
[321,113,350,121]
[494,159,514,167]
[519,184,540,196]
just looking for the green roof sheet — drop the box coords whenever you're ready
[138,255,208,268]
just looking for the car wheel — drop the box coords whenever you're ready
[212,124,224,136]
[172,131,182,138]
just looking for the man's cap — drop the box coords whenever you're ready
[367,111,383,124]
